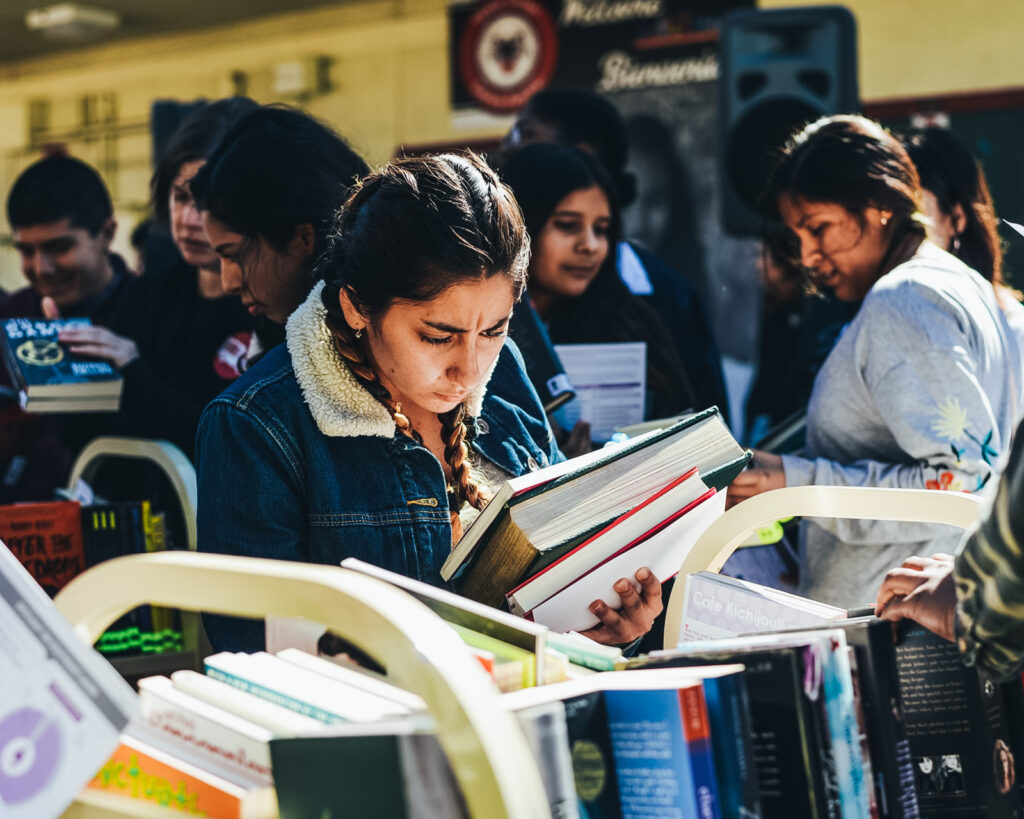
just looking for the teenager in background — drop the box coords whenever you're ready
[1,156,129,323]
[62,97,260,461]
[197,154,662,651]
[730,115,1022,608]
[901,125,1024,361]
[0,156,132,501]
[502,89,730,425]
[501,142,693,454]
[190,105,369,361]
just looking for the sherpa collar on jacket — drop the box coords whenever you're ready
[286,282,490,438]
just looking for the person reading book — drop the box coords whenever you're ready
[196,153,663,651]
[500,143,693,456]
[728,115,1022,608]
[875,415,1024,682]
[189,105,370,360]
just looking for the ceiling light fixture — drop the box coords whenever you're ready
[25,3,121,41]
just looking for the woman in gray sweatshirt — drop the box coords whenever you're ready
[729,115,1023,608]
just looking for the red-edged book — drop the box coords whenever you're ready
[506,469,710,617]
[521,484,724,633]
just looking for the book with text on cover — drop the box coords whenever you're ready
[1,317,122,412]
[443,407,749,609]
[0,499,84,596]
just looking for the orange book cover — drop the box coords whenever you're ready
[88,737,252,818]
[0,499,83,595]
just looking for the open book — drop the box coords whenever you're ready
[444,407,749,609]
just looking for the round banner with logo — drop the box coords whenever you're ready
[458,0,558,114]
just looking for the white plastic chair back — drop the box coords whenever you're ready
[663,486,984,649]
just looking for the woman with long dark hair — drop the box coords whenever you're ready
[730,115,1022,607]
[901,125,1024,355]
[197,153,663,651]
[501,143,694,450]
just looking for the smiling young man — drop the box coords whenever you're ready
[1,155,131,323]
[0,155,134,503]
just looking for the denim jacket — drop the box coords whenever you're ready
[196,283,563,651]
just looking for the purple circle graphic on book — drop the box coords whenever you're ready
[0,707,61,805]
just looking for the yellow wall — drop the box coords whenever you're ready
[760,0,1024,100]
[0,0,512,289]
[0,0,1020,290]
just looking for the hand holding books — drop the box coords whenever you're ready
[580,566,662,645]
[42,295,139,370]
[726,449,784,509]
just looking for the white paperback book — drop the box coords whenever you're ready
[528,491,726,633]
[0,541,137,818]
[136,675,276,787]
[553,341,646,443]
[679,571,846,643]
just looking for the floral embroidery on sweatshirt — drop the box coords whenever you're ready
[929,397,996,492]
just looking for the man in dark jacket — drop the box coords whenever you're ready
[0,155,134,501]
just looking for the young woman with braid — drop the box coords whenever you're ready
[196,153,664,652]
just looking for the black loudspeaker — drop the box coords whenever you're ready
[719,6,858,235]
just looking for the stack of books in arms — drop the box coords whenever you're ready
[1,317,122,412]
[442,407,750,630]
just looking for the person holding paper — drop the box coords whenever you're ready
[728,115,1022,608]
[500,143,694,455]
[196,153,663,651]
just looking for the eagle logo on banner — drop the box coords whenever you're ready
[459,0,558,113]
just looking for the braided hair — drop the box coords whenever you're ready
[317,153,529,542]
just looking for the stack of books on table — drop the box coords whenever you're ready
[1,317,122,412]
[641,572,1024,819]
[0,497,183,657]
[441,408,750,631]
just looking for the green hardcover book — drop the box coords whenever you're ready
[270,720,469,819]
[444,407,749,608]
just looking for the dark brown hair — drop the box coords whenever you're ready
[318,152,529,536]
[500,142,695,416]
[901,126,1004,286]
[765,115,927,283]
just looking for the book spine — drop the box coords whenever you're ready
[604,688,696,819]
[819,642,871,819]
[680,685,721,819]
[204,664,343,726]
[171,671,324,736]
[701,674,761,819]
[562,691,623,817]
[139,688,274,786]
[846,623,920,819]
[88,741,244,819]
